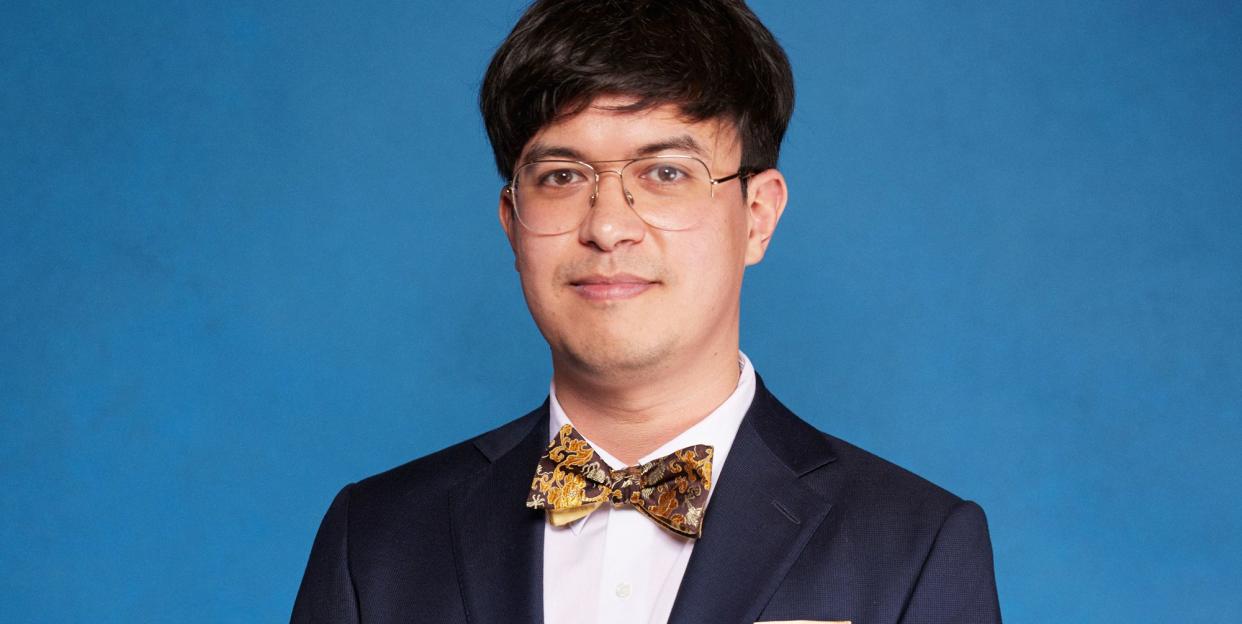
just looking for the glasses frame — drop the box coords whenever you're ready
[504,154,750,234]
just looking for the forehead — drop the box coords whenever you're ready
[520,95,740,164]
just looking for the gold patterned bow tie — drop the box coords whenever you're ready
[526,424,714,538]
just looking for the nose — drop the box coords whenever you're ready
[578,170,646,251]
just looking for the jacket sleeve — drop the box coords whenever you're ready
[291,485,360,624]
[898,500,1003,624]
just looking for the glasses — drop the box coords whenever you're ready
[506,155,748,235]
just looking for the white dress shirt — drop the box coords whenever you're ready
[542,352,757,624]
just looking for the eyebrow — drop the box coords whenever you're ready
[633,135,708,158]
[521,134,709,165]
[521,143,586,163]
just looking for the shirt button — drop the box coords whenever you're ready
[614,582,631,599]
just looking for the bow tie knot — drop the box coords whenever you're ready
[526,424,714,538]
[606,467,645,506]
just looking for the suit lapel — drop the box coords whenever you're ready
[449,405,548,624]
[667,379,837,624]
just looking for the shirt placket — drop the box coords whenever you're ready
[596,504,653,624]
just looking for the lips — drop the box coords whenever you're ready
[569,273,657,301]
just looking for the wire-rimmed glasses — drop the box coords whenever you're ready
[506,155,748,235]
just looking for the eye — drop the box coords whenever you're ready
[641,163,691,185]
[538,168,588,187]
[655,165,685,183]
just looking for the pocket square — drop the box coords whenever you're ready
[755,621,850,624]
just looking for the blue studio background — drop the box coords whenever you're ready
[3,1,1240,621]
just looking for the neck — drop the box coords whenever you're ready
[551,346,741,465]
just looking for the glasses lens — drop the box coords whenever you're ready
[622,156,713,230]
[513,161,594,234]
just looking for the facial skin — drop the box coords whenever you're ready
[499,95,787,462]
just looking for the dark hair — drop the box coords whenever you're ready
[479,0,795,180]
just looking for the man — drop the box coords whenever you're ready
[292,1,1002,622]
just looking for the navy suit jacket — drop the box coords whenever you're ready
[292,377,1001,623]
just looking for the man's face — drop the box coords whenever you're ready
[499,96,785,380]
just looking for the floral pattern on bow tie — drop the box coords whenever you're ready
[526,424,714,538]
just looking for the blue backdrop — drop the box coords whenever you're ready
[3,1,1239,621]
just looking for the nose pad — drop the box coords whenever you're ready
[589,171,632,209]
[587,190,636,209]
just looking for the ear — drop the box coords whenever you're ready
[742,168,788,266]
[498,187,520,268]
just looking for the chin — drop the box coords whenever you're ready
[558,335,677,378]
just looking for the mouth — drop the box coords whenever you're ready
[568,273,658,301]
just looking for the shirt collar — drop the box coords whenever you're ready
[547,351,757,492]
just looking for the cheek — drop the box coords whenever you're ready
[670,229,747,300]
[513,240,563,306]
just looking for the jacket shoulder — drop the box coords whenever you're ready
[753,392,1000,622]
[754,383,967,521]
[821,430,965,515]
[347,401,547,510]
